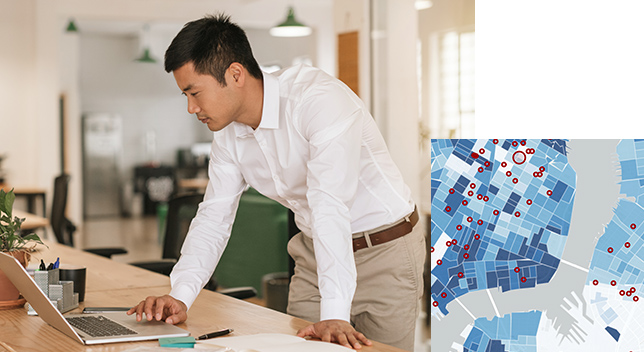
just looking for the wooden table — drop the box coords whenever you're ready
[0,242,406,352]
[14,210,49,231]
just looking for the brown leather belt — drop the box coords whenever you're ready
[352,207,419,252]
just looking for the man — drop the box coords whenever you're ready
[127,14,425,351]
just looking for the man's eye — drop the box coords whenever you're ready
[191,92,199,97]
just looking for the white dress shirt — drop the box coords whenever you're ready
[170,64,414,322]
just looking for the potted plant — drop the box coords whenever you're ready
[0,188,45,301]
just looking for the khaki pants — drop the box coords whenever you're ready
[287,224,426,351]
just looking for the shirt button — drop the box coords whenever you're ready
[272,175,279,181]
[288,200,297,205]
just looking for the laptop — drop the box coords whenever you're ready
[0,252,190,345]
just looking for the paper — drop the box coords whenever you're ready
[198,333,354,352]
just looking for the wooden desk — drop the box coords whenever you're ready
[14,210,49,231]
[0,242,406,352]
[177,177,208,192]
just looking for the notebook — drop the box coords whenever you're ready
[200,333,354,351]
[0,252,190,345]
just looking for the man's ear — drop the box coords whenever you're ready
[227,62,245,86]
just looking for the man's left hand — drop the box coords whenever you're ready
[296,319,372,350]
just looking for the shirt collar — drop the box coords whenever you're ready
[234,71,280,137]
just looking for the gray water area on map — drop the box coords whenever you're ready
[432,139,623,352]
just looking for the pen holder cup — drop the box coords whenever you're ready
[59,265,86,302]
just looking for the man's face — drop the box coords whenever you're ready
[173,62,240,132]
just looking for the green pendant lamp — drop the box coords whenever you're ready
[270,7,312,37]
[135,24,157,63]
[66,19,78,32]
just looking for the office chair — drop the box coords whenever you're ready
[130,193,257,299]
[51,174,127,258]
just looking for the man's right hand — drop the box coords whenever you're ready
[126,294,188,325]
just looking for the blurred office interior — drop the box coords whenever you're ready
[0,1,474,350]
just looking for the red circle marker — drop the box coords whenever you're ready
[631,223,637,230]
[630,287,636,293]
[501,161,507,167]
[635,296,640,302]
[437,260,442,265]
[463,253,469,259]
[533,172,539,177]
[539,166,545,172]
[506,171,512,177]
[527,199,533,205]
[625,242,631,248]
[627,291,632,297]
[521,277,527,283]
[477,194,483,200]
[468,191,474,196]
[449,188,455,194]
[493,139,499,144]
[493,210,500,216]
[478,167,484,173]
[456,225,463,231]
[431,247,435,253]
[611,280,617,286]
[514,267,520,273]
[452,239,458,245]
[520,140,526,146]
[512,151,527,165]
[483,196,489,202]
[458,272,464,278]
[512,178,519,184]
[512,141,518,147]
[608,247,614,253]
[477,220,483,225]
[485,161,491,167]
[479,148,485,154]
[593,280,599,285]
[470,183,476,189]
[471,152,479,159]
[515,211,521,217]
[467,217,473,222]
[462,200,469,206]
[547,190,553,196]
[432,301,439,307]
[446,241,452,247]
[474,234,481,240]
[620,290,626,296]
[536,172,543,178]
[441,292,447,298]
[464,244,470,250]
[446,206,452,212]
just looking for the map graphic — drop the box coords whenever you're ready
[431,139,644,352]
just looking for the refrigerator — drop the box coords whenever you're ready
[82,113,123,218]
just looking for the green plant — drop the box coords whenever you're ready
[0,189,44,252]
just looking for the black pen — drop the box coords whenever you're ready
[197,328,233,340]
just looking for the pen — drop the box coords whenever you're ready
[196,328,233,340]
[39,260,46,271]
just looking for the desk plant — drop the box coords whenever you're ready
[0,188,44,301]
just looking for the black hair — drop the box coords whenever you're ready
[164,14,263,86]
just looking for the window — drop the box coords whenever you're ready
[430,29,475,138]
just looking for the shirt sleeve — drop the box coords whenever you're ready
[297,81,366,322]
[169,137,247,309]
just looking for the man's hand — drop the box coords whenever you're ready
[126,295,188,325]
[296,319,372,350]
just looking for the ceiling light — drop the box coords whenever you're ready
[270,7,312,37]
[66,19,79,32]
[135,24,157,63]
[415,0,433,10]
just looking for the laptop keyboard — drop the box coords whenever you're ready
[66,315,138,337]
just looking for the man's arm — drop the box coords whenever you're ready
[295,80,371,348]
